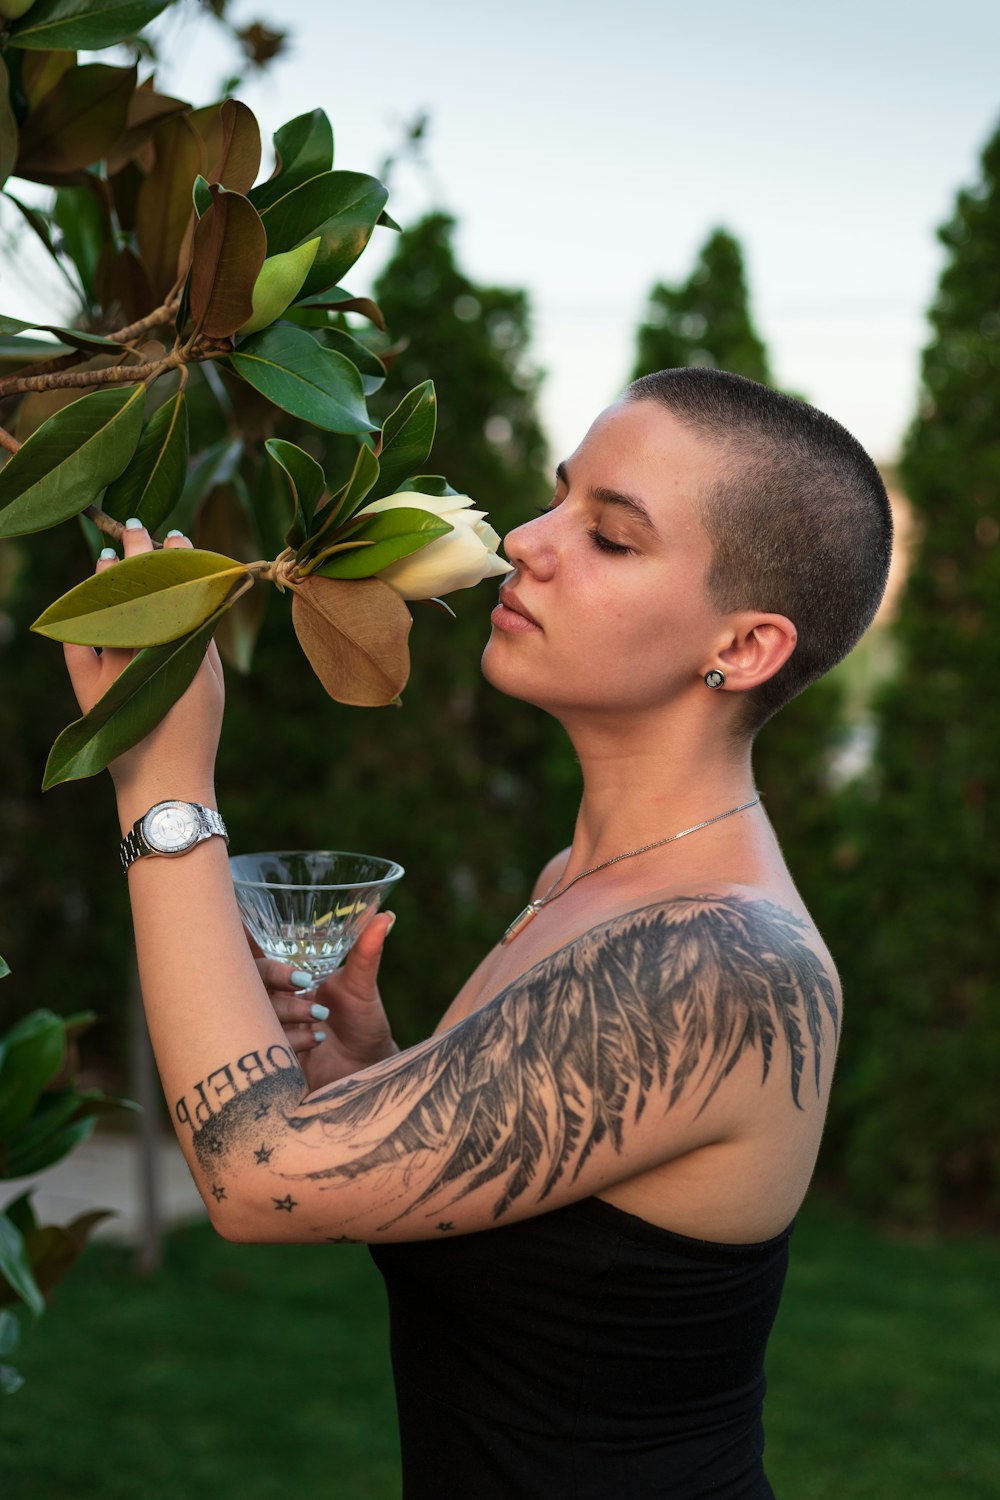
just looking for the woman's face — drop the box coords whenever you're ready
[481,398,728,719]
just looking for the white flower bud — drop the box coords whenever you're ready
[357,491,513,600]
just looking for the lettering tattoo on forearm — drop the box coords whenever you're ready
[176,897,837,1232]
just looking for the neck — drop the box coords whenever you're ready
[559,706,757,878]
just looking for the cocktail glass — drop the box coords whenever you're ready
[230,850,404,991]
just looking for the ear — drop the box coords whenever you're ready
[706,613,798,693]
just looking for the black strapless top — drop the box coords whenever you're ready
[370,1196,792,1498]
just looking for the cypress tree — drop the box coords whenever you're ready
[631,228,773,384]
[823,123,1000,1225]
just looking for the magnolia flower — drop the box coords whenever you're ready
[357,491,514,600]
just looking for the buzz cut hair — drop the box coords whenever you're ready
[625,367,893,734]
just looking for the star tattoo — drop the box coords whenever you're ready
[436,1222,455,1232]
[254,1143,274,1165]
[273,1194,298,1212]
[253,1104,271,1120]
[210,1183,227,1202]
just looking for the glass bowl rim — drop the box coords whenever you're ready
[229,849,405,892]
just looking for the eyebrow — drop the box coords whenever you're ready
[555,460,657,533]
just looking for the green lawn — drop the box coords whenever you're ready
[1,1198,997,1499]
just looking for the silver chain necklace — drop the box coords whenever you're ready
[501,794,761,945]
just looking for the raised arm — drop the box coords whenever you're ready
[64,527,838,1248]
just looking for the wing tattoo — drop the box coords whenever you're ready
[280,895,838,1229]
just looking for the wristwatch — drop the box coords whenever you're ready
[120,800,228,872]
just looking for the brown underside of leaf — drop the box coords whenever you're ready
[291,574,412,707]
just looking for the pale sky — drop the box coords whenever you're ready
[9,0,1000,468]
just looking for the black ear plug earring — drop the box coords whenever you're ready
[704,669,726,689]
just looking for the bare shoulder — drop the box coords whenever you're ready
[514,889,841,1117]
[530,846,571,901]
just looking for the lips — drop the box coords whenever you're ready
[498,586,540,627]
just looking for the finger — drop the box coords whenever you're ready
[269,992,332,1026]
[164,530,193,550]
[63,639,101,700]
[122,518,153,558]
[283,1024,328,1056]
[329,911,395,999]
[255,955,313,993]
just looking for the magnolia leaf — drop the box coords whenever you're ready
[0,385,145,540]
[41,602,229,788]
[53,181,110,300]
[291,573,411,707]
[301,442,380,556]
[0,1010,65,1139]
[250,109,334,215]
[0,1216,44,1318]
[403,474,460,498]
[136,112,204,300]
[192,172,212,218]
[259,171,387,297]
[15,61,136,180]
[208,99,261,195]
[294,287,386,331]
[377,208,402,231]
[19,48,75,109]
[368,382,437,501]
[264,437,325,541]
[105,78,188,175]
[102,390,189,531]
[0,57,18,191]
[312,508,451,580]
[195,483,266,674]
[6,0,172,50]
[0,314,119,353]
[189,184,266,340]
[160,436,242,538]
[0,955,9,980]
[229,325,373,435]
[8,1104,134,1182]
[317,327,385,395]
[32,548,249,647]
[14,1210,111,1305]
[5,1089,127,1177]
[238,237,320,335]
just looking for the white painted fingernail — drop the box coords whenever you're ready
[310,1002,330,1021]
[99,548,118,561]
[290,970,313,988]
[312,1030,327,1043]
[125,517,144,530]
[166,529,184,538]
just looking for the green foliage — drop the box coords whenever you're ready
[212,211,574,1042]
[631,227,773,384]
[822,119,1000,1226]
[0,1006,132,1392]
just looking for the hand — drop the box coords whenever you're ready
[62,523,225,802]
[252,910,399,1091]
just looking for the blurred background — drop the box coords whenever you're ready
[1,1,998,1495]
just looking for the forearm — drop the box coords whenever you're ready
[117,781,311,1208]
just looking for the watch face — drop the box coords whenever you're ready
[143,801,200,853]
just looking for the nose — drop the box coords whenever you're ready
[503,511,557,581]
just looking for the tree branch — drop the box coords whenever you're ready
[0,426,20,455]
[109,299,182,347]
[85,506,164,549]
[0,350,183,398]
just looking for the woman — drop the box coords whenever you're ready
[65,368,892,1497]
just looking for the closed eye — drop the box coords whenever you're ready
[533,505,634,555]
[587,527,633,555]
